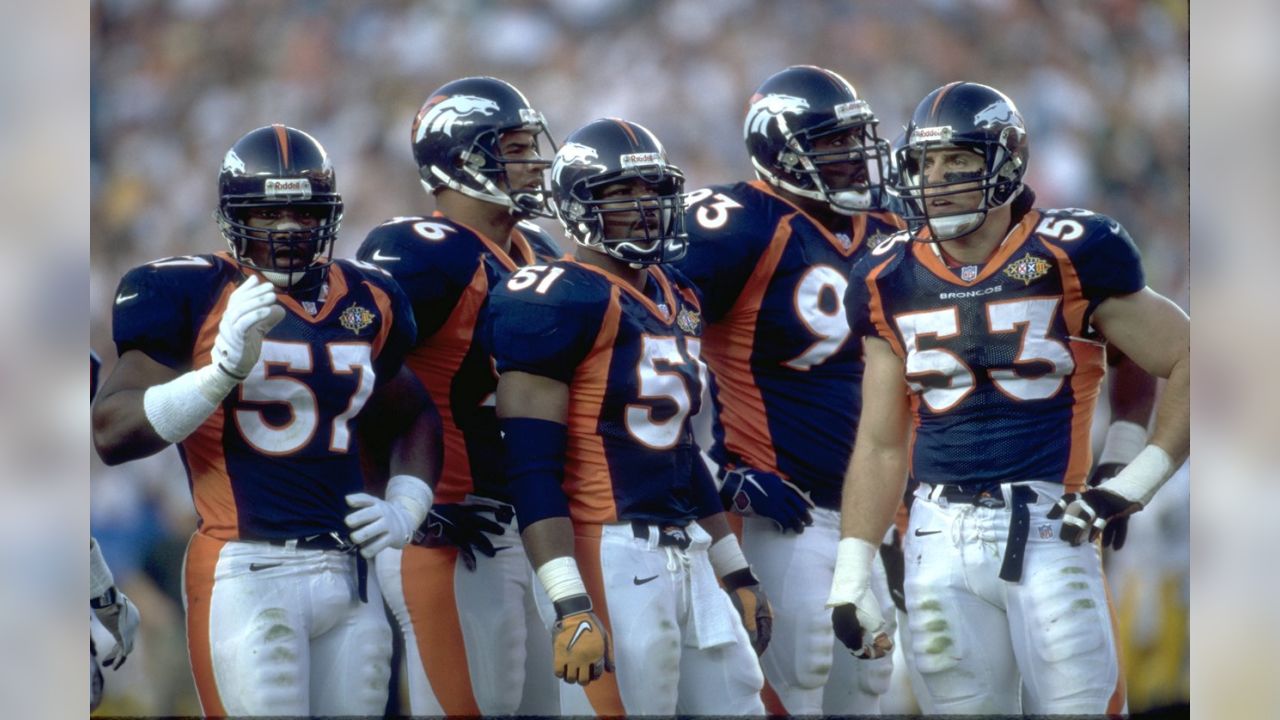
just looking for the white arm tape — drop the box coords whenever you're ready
[143,364,239,444]
[707,534,750,578]
[536,556,588,603]
[1098,420,1148,466]
[826,537,877,607]
[90,536,115,600]
[387,474,432,529]
[1099,444,1177,507]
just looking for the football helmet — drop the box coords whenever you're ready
[744,65,889,214]
[551,118,687,266]
[889,81,1028,241]
[216,124,343,291]
[411,76,555,218]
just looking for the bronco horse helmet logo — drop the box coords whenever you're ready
[745,93,811,139]
[972,100,1019,129]
[414,94,501,142]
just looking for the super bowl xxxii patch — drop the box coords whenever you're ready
[676,307,702,334]
[340,304,376,333]
[1002,252,1052,285]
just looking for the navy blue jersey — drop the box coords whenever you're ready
[111,252,416,540]
[846,208,1145,489]
[676,180,906,509]
[488,258,715,525]
[357,215,561,504]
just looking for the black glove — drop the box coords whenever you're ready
[418,503,505,571]
[1047,481,1140,548]
[879,529,907,613]
[1088,462,1130,550]
[719,466,814,534]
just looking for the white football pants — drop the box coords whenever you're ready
[904,481,1126,714]
[559,521,766,716]
[741,508,896,715]
[376,504,558,716]
[182,532,391,717]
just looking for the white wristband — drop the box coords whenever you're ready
[1098,420,1147,466]
[143,364,240,443]
[707,534,750,578]
[89,536,115,600]
[387,475,433,530]
[536,556,588,603]
[826,537,877,607]
[1099,444,1177,507]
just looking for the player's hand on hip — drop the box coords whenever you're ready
[423,503,504,571]
[94,589,140,670]
[831,592,892,660]
[1047,482,1141,547]
[719,466,815,533]
[722,568,773,656]
[213,275,285,379]
[551,595,613,685]
[345,493,418,559]
[1087,462,1132,549]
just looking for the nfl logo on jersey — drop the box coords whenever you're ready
[1039,524,1054,539]
[960,265,978,282]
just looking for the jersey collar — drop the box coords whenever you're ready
[567,257,677,324]
[912,210,1042,287]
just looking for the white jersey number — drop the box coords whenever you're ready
[782,265,851,371]
[685,188,744,230]
[235,341,375,455]
[894,297,1074,412]
[625,335,694,450]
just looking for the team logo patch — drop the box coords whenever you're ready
[1039,524,1054,540]
[1002,253,1052,285]
[339,304,376,333]
[676,307,701,334]
[960,264,979,282]
[551,142,601,187]
[973,100,1018,129]
[221,149,246,176]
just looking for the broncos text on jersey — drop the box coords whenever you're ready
[846,208,1145,489]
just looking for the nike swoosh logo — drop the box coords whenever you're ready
[115,292,138,305]
[914,529,941,537]
[371,249,400,262]
[249,562,283,571]
[566,621,593,651]
[633,574,659,585]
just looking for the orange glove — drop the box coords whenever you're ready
[723,568,773,656]
[551,595,614,685]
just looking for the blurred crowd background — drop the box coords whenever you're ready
[89,0,1189,715]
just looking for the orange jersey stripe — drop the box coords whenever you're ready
[401,544,481,714]
[865,254,907,359]
[407,264,489,503]
[184,532,227,717]
[364,280,396,360]
[1046,242,1105,490]
[700,218,792,473]
[184,281,239,538]
[574,529,626,715]
[564,289,623,524]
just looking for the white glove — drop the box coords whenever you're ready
[93,589,140,670]
[827,537,893,659]
[213,275,285,379]
[344,475,433,559]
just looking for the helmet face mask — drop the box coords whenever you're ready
[889,82,1028,241]
[216,125,343,292]
[744,66,890,215]
[412,78,557,218]
[552,120,687,266]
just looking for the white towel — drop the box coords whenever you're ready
[683,524,737,649]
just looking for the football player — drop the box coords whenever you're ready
[356,76,562,716]
[490,118,769,715]
[827,82,1189,715]
[674,65,905,715]
[89,352,140,712]
[91,125,441,717]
